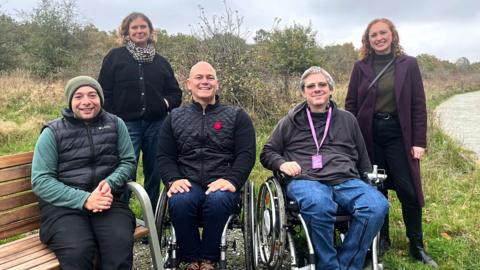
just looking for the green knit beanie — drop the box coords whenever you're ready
[64,76,104,109]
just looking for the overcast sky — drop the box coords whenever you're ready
[2,0,479,63]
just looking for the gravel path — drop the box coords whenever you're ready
[435,90,480,161]
[133,228,248,269]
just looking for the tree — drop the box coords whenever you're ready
[187,1,267,114]
[22,0,82,78]
[318,43,357,83]
[73,24,118,77]
[155,30,200,82]
[0,14,20,71]
[255,22,320,94]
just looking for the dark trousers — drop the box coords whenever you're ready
[373,117,423,241]
[40,202,136,270]
[125,118,164,209]
[168,182,240,263]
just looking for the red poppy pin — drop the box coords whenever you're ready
[213,121,222,131]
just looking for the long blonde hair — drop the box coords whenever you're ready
[359,18,404,59]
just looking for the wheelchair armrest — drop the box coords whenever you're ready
[273,170,291,187]
[126,181,163,270]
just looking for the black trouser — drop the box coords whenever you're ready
[373,116,423,241]
[40,202,136,270]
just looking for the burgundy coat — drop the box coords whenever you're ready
[345,55,427,207]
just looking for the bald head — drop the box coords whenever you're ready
[187,61,219,108]
[189,61,217,79]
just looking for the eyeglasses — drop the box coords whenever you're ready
[304,82,329,90]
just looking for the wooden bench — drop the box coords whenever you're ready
[0,152,162,270]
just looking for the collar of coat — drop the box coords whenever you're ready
[191,95,221,112]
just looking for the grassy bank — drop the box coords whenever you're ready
[1,72,479,269]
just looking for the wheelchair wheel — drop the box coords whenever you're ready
[155,188,178,270]
[256,176,287,269]
[242,180,256,270]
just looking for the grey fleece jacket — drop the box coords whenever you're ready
[260,101,371,185]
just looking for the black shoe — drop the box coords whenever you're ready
[410,245,438,268]
[141,235,149,245]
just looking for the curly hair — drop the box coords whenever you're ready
[117,12,156,45]
[359,18,404,59]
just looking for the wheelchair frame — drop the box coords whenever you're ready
[255,166,387,270]
[154,180,257,270]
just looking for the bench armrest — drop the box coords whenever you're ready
[127,181,163,270]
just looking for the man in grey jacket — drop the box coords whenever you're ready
[260,66,389,270]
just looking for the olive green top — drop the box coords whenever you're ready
[373,52,396,113]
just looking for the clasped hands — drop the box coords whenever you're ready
[167,178,236,197]
[84,180,113,213]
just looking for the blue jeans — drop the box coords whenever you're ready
[287,179,389,270]
[168,182,240,262]
[125,118,164,208]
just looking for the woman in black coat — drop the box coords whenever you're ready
[98,12,182,209]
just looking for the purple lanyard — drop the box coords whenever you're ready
[306,106,332,155]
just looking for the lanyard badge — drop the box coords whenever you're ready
[306,106,332,169]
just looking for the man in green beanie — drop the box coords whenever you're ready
[31,76,137,269]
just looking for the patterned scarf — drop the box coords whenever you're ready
[125,39,155,63]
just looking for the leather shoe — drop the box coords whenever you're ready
[410,246,438,268]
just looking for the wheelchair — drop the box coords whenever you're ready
[255,166,387,270]
[154,180,257,270]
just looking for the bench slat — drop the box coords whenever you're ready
[0,242,48,265]
[0,218,41,240]
[6,252,58,270]
[0,204,40,227]
[0,164,32,183]
[0,234,41,258]
[0,225,148,270]
[0,243,52,270]
[28,259,60,270]
[0,178,32,197]
[0,192,38,212]
[0,152,33,170]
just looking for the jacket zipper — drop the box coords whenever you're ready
[86,124,97,190]
[200,108,206,183]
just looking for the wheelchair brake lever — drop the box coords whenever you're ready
[366,165,387,186]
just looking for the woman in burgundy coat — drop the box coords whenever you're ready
[345,18,437,267]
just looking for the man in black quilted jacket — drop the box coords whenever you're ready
[157,61,256,270]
